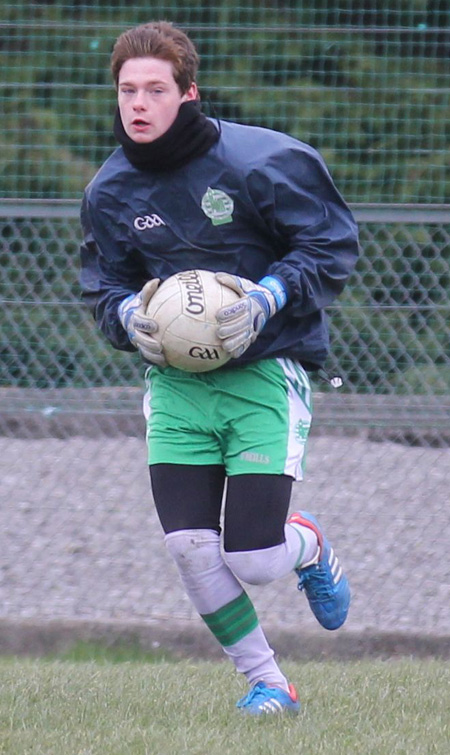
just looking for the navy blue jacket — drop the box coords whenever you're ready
[80,119,359,369]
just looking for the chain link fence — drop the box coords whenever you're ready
[1,203,449,653]
[2,2,450,204]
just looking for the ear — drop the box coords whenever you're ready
[181,82,199,102]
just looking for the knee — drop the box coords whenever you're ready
[224,549,274,585]
[164,528,221,574]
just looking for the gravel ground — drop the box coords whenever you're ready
[1,432,449,653]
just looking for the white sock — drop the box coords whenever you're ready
[286,521,320,568]
[164,529,242,614]
[224,522,320,585]
[223,625,289,691]
[164,529,289,690]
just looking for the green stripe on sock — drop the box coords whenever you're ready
[201,592,259,647]
[203,595,250,633]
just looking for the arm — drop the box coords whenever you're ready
[216,142,359,358]
[249,143,359,316]
[79,193,145,352]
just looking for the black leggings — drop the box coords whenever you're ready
[149,463,293,552]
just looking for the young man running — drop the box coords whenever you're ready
[80,21,359,715]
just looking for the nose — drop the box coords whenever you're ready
[132,89,147,110]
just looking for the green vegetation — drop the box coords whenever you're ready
[1,2,449,394]
[1,1,449,202]
[0,216,142,389]
[45,639,175,664]
[329,222,450,393]
[0,655,449,754]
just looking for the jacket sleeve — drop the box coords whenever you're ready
[247,143,359,316]
[79,193,142,351]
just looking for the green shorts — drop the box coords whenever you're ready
[143,358,312,480]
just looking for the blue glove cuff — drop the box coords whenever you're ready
[248,290,271,319]
[258,275,288,310]
[118,293,137,330]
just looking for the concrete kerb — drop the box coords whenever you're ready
[1,619,449,661]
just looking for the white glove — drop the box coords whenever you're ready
[118,279,167,366]
[215,273,288,359]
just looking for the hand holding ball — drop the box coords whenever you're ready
[145,269,241,372]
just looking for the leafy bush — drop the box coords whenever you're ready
[1,1,449,202]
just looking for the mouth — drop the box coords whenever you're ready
[132,118,150,127]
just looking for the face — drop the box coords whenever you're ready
[118,57,198,143]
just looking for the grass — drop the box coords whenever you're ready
[0,646,448,755]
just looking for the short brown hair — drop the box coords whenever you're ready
[111,21,199,93]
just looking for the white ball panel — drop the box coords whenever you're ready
[145,269,240,372]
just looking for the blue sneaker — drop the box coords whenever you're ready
[287,511,350,630]
[236,682,300,715]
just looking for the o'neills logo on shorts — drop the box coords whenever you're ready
[177,270,205,315]
[240,451,271,465]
